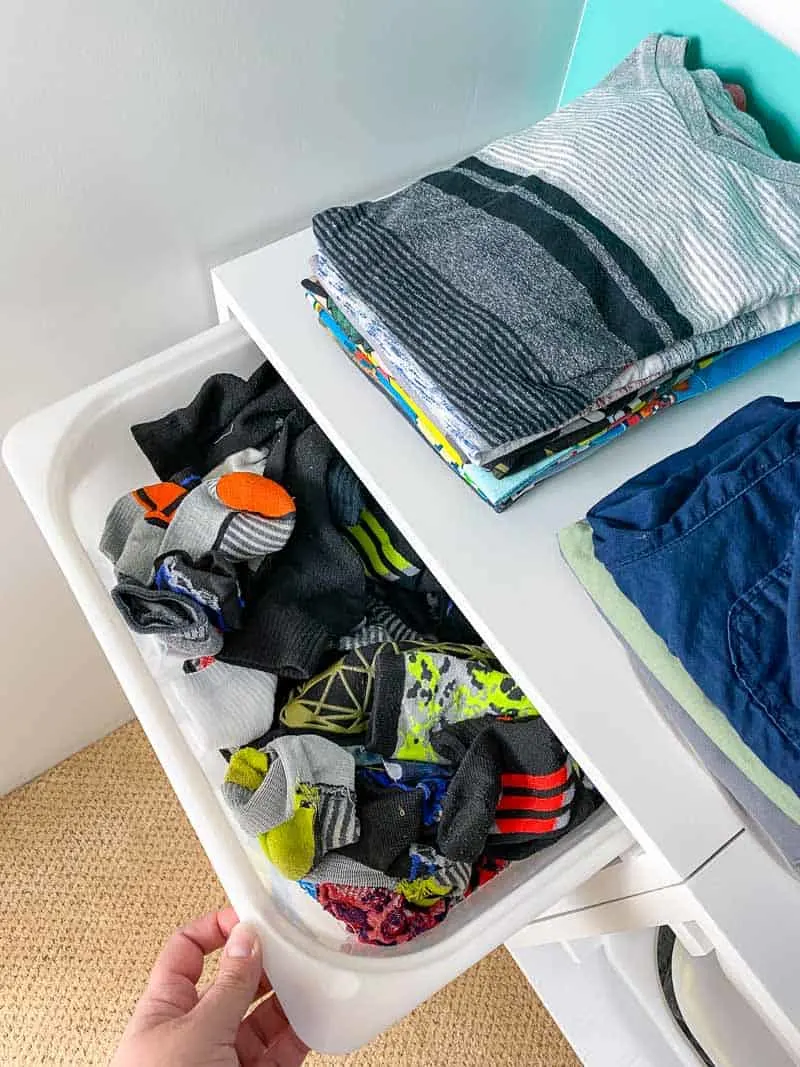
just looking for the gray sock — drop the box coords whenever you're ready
[223,735,355,833]
[305,844,472,898]
[160,473,295,564]
[222,736,359,879]
[305,853,398,889]
[111,582,223,658]
[100,489,183,584]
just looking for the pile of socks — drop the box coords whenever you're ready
[102,362,481,748]
[101,470,297,749]
[221,638,601,946]
[102,361,602,945]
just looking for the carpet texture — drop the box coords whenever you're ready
[0,720,580,1067]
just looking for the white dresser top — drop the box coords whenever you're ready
[210,226,800,879]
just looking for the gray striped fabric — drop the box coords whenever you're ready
[478,34,800,336]
[160,479,294,563]
[365,596,427,642]
[219,511,295,560]
[160,482,235,562]
[337,595,428,651]
[305,852,398,889]
[314,34,800,462]
[406,845,472,901]
[314,785,360,854]
[337,623,392,652]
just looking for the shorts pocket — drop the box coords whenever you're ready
[728,552,800,749]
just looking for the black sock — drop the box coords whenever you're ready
[131,364,306,480]
[219,426,366,679]
[338,777,426,874]
[434,718,587,862]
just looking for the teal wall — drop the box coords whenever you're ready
[562,0,800,161]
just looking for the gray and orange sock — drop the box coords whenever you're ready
[160,471,296,564]
[100,482,188,583]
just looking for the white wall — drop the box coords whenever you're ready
[0,0,584,792]
[724,0,800,53]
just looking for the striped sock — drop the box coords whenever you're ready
[160,472,296,565]
[490,762,576,843]
[336,594,427,651]
[222,736,359,880]
[434,717,581,862]
[345,502,426,587]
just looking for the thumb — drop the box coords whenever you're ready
[191,923,262,1043]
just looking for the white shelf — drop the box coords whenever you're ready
[210,227,767,880]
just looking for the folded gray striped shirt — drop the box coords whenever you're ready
[314,34,800,464]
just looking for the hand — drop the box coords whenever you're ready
[111,907,309,1067]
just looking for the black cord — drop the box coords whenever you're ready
[656,926,715,1067]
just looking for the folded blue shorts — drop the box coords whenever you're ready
[588,396,800,793]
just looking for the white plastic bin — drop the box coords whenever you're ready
[3,318,633,1052]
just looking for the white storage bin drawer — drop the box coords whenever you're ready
[3,318,634,1052]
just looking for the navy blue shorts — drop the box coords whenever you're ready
[588,396,800,793]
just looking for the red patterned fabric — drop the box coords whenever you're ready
[316,884,449,946]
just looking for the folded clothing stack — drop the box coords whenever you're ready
[305,33,800,509]
[102,362,599,944]
[560,397,800,871]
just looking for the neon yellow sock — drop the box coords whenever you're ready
[225,747,269,790]
[259,784,318,880]
[395,876,453,907]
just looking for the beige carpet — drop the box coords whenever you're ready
[0,721,580,1067]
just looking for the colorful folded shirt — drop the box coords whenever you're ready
[314,249,689,466]
[303,275,800,511]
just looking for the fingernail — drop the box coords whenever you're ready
[226,923,259,958]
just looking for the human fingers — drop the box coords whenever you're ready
[195,968,272,1007]
[215,905,241,938]
[188,923,263,1045]
[236,995,309,1067]
[137,910,237,1024]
